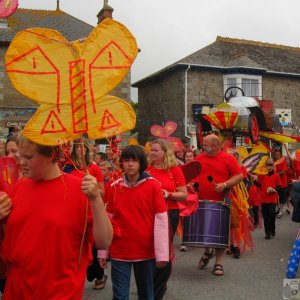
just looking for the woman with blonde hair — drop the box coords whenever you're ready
[147,139,187,299]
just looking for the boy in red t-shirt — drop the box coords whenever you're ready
[0,135,112,299]
[99,145,169,300]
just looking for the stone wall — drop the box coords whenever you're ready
[0,45,35,136]
[137,68,225,144]
[263,75,300,126]
[187,68,224,118]
[137,69,185,144]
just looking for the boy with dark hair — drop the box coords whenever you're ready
[99,145,169,300]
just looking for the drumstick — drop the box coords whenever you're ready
[207,175,217,186]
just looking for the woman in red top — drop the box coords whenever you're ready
[69,139,104,193]
[147,139,187,299]
[256,158,281,239]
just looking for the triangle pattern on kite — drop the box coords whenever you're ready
[100,109,121,130]
[90,41,132,69]
[6,46,58,74]
[41,110,67,134]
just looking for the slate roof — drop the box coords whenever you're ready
[0,8,94,43]
[133,36,300,87]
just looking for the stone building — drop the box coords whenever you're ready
[133,37,300,145]
[0,1,132,139]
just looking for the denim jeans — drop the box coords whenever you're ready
[111,259,156,300]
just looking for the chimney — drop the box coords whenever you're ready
[56,0,60,10]
[97,0,114,24]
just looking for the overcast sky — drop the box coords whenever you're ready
[18,0,300,101]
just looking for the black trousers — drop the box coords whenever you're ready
[261,203,276,235]
[250,206,259,227]
[154,209,179,300]
[0,278,6,294]
[86,246,104,282]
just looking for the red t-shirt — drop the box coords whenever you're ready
[286,164,296,183]
[147,166,186,210]
[194,151,242,201]
[104,177,167,260]
[275,158,288,188]
[248,184,261,207]
[2,174,93,300]
[257,172,281,204]
[294,160,300,179]
[241,166,248,178]
[71,163,103,183]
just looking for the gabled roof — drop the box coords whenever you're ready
[133,36,300,87]
[0,8,94,43]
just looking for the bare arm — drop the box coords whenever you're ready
[82,175,113,250]
[284,144,294,162]
[162,185,187,202]
[215,173,244,193]
[98,181,105,197]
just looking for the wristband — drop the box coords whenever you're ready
[168,192,173,200]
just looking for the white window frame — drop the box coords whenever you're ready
[223,74,262,100]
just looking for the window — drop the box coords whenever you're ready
[223,74,262,99]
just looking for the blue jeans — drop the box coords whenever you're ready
[111,259,156,300]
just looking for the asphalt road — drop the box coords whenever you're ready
[83,212,299,300]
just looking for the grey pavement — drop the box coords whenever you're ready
[83,212,299,300]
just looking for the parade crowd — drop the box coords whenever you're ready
[0,127,299,300]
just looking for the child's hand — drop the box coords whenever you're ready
[156,261,168,268]
[81,175,99,201]
[267,187,276,194]
[0,192,12,219]
[162,189,169,200]
[99,258,107,269]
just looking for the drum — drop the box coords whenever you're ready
[182,200,230,248]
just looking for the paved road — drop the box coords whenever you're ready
[83,212,299,300]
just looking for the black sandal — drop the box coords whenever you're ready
[198,249,215,269]
[213,264,224,276]
[93,275,108,290]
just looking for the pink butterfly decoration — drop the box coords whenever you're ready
[150,121,183,151]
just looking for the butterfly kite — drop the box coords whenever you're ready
[150,121,183,151]
[5,18,138,145]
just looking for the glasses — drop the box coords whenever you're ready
[266,164,274,166]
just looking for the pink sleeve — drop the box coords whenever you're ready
[97,249,109,259]
[154,212,169,262]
